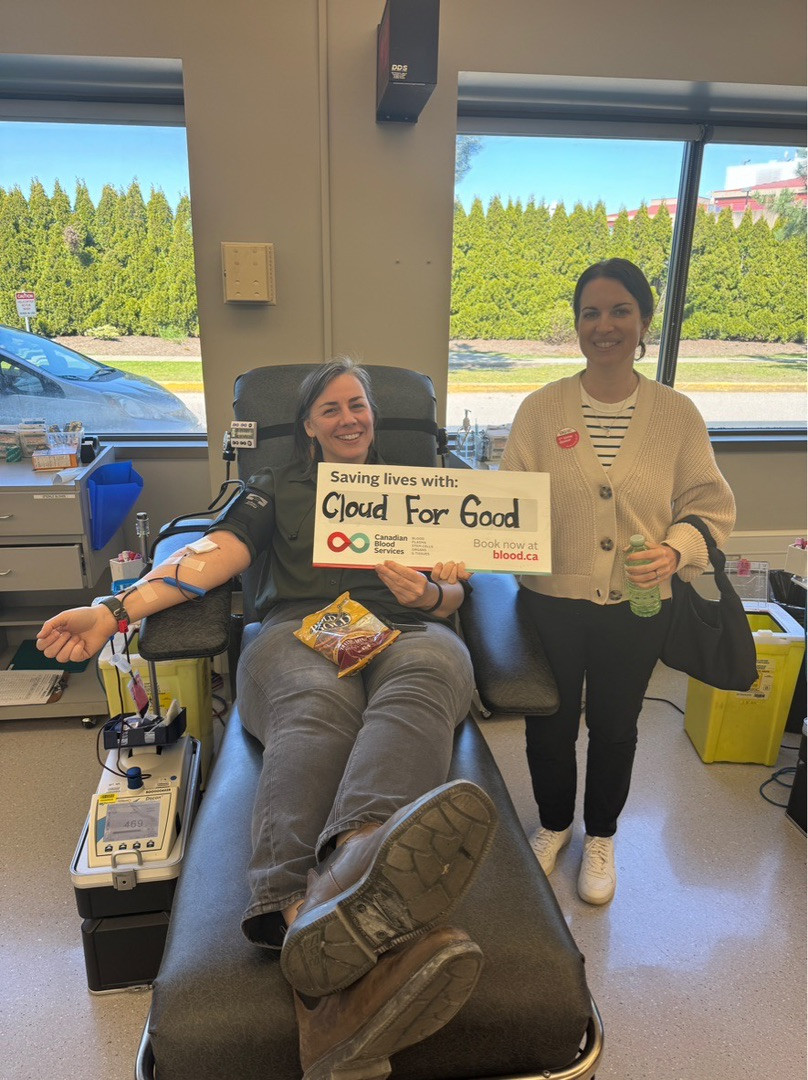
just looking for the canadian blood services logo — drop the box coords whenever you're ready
[327,531,371,553]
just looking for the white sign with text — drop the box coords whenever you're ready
[15,291,37,317]
[312,462,551,573]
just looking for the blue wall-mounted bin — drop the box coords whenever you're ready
[88,462,144,549]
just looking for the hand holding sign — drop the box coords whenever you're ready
[374,559,470,608]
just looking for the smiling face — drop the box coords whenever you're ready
[576,276,651,372]
[303,372,375,463]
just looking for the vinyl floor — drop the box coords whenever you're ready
[1,662,805,1080]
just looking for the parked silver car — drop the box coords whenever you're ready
[0,325,203,433]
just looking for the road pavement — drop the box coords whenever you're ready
[446,390,806,428]
[182,388,805,433]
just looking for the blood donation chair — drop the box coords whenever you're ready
[134,365,603,1080]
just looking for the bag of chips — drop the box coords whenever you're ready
[294,592,400,677]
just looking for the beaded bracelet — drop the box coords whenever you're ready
[421,579,444,613]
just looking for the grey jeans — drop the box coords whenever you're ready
[237,605,474,935]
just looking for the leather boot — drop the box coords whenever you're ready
[281,779,496,997]
[294,926,483,1080]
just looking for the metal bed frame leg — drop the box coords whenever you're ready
[134,996,603,1080]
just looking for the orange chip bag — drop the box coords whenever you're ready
[294,592,400,677]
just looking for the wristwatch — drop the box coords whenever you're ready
[94,595,131,633]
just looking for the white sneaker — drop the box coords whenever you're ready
[529,825,572,876]
[577,835,616,905]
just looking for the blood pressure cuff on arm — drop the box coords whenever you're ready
[207,479,276,560]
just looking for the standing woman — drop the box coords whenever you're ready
[501,258,735,905]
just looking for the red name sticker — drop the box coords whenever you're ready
[556,428,580,449]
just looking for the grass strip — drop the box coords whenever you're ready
[95,356,806,394]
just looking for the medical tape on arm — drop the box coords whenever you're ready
[186,538,219,554]
[130,580,159,604]
[162,551,207,572]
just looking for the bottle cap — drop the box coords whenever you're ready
[629,534,646,546]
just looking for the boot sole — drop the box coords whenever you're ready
[301,937,484,1080]
[281,781,497,996]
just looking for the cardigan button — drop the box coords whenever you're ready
[599,485,613,499]
[609,589,623,601]
[600,538,614,551]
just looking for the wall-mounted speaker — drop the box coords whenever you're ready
[376,0,440,123]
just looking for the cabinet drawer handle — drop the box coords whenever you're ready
[0,514,13,520]
[0,569,11,576]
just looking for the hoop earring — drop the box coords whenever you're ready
[635,341,646,361]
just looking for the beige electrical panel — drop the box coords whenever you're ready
[221,242,275,303]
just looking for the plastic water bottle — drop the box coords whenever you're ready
[625,535,661,617]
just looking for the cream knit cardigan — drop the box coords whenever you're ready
[500,372,736,605]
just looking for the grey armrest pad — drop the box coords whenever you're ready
[458,573,559,715]
[137,528,232,661]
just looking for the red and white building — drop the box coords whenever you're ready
[708,176,807,226]
[606,161,806,228]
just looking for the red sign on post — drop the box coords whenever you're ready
[15,291,37,317]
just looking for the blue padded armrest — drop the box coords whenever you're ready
[458,573,559,716]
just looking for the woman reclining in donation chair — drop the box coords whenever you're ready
[37,357,497,1080]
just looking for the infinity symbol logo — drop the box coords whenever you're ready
[327,531,371,553]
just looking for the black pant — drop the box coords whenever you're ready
[523,592,672,837]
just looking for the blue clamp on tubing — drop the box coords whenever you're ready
[164,578,207,597]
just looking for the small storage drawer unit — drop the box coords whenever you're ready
[0,544,84,591]
[0,489,85,536]
[0,446,120,592]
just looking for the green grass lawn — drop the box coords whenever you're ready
[100,355,807,394]
[104,358,204,391]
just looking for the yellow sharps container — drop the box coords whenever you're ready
[684,601,805,766]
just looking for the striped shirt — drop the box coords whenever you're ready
[580,382,638,468]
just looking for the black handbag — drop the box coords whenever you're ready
[660,514,758,691]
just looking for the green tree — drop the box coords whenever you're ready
[146,195,198,335]
[610,209,634,261]
[94,181,148,331]
[682,208,742,338]
[72,181,96,242]
[93,184,120,250]
[50,179,72,225]
[137,188,176,334]
[455,136,483,184]
[0,186,35,325]
[775,232,807,342]
[34,225,88,335]
[450,198,487,337]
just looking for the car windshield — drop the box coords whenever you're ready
[0,324,203,433]
[0,327,114,380]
